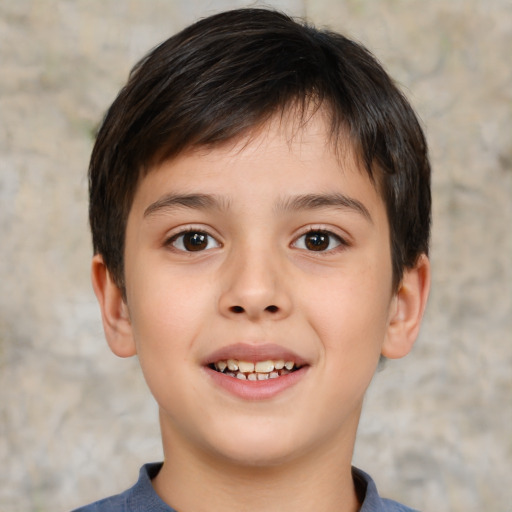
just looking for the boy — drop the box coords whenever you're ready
[77,8,430,512]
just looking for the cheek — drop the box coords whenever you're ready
[127,269,211,362]
[304,265,392,354]
[126,281,203,413]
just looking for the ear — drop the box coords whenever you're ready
[382,254,431,359]
[91,254,137,358]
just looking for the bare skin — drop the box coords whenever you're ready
[92,112,430,512]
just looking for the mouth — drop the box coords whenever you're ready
[204,344,309,399]
[208,358,302,381]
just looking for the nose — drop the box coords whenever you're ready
[218,244,292,321]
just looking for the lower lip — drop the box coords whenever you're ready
[204,366,308,400]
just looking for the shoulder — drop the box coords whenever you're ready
[380,498,420,512]
[71,463,174,512]
[353,467,420,512]
[71,493,127,512]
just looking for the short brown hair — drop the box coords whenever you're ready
[89,8,431,292]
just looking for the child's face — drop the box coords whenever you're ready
[115,113,407,466]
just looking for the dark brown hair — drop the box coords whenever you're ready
[89,8,431,292]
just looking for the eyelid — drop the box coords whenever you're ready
[291,226,350,252]
[164,225,222,252]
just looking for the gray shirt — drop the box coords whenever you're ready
[72,463,418,512]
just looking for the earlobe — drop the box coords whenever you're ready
[382,254,431,359]
[91,254,137,358]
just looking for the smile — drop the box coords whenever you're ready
[210,359,300,380]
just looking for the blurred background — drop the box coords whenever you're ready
[0,1,511,511]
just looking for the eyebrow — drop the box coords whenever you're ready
[143,191,372,223]
[144,193,231,217]
[276,193,373,222]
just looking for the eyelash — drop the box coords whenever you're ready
[164,227,348,254]
[291,228,348,254]
[165,229,221,252]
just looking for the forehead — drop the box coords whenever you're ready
[133,111,384,217]
[195,107,357,166]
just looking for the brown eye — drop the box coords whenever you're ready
[183,232,207,251]
[170,231,220,252]
[293,230,343,252]
[304,232,329,251]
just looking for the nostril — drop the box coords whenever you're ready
[265,305,278,313]
[230,306,245,314]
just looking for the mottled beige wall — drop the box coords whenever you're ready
[1,1,510,511]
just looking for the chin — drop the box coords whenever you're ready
[203,423,309,468]
[214,444,300,469]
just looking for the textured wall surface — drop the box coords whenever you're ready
[1,1,511,511]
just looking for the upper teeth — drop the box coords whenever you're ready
[214,359,296,374]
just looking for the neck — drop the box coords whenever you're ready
[152,414,361,512]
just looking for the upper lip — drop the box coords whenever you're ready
[204,343,308,366]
